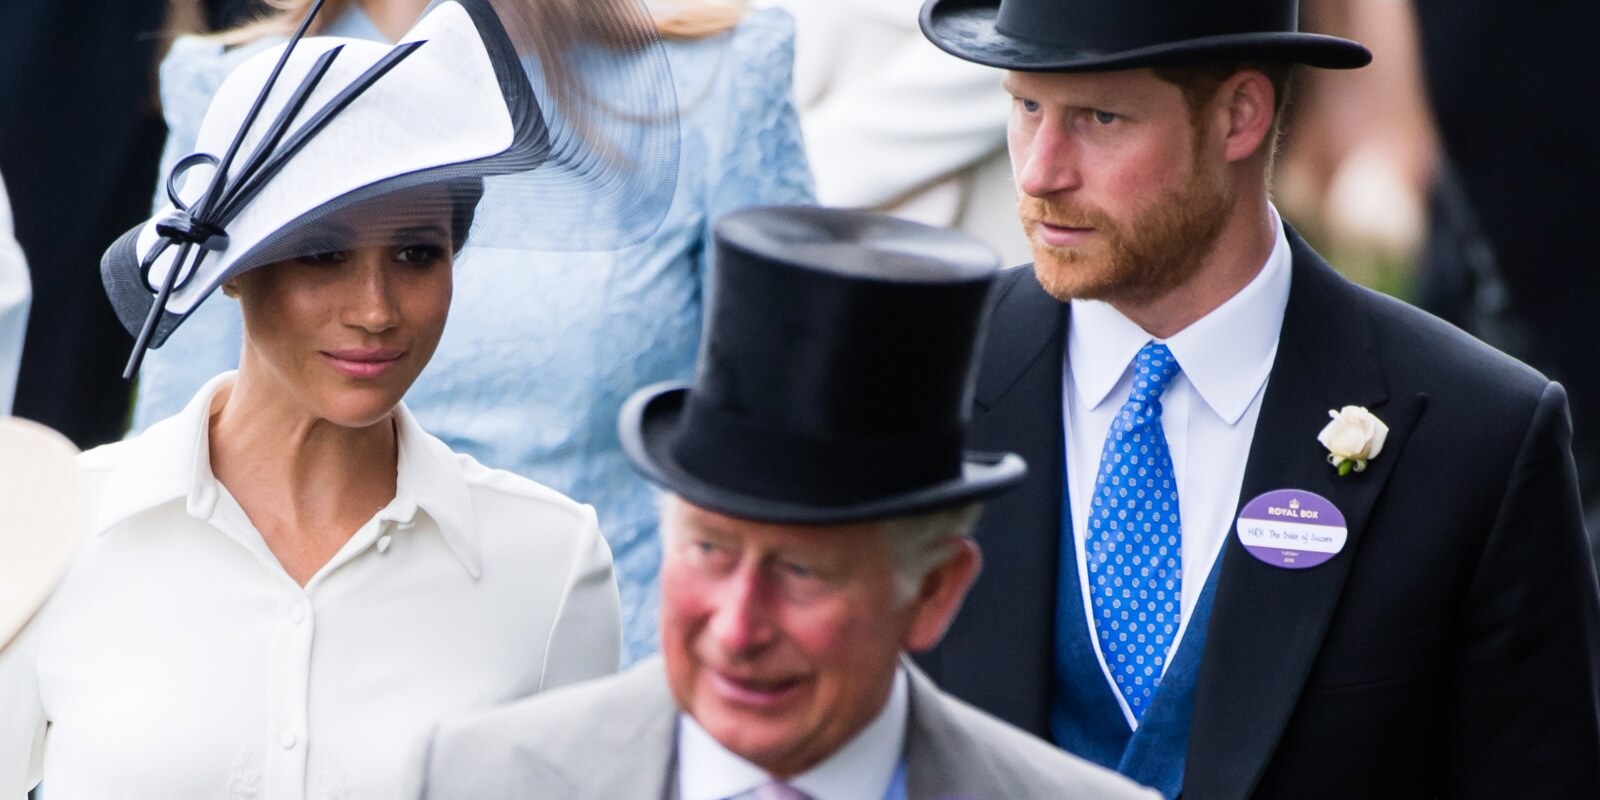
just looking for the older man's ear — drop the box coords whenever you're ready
[902,539,982,653]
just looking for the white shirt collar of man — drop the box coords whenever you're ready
[677,667,909,800]
[85,370,483,578]
[1067,205,1292,424]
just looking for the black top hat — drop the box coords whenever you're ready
[921,0,1371,72]
[618,206,1027,525]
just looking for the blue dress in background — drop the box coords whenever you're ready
[132,6,815,664]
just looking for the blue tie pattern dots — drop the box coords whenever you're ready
[1086,342,1182,722]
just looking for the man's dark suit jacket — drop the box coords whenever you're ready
[917,226,1600,798]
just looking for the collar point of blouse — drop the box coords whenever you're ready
[87,373,484,581]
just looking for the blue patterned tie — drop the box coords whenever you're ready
[1085,342,1183,722]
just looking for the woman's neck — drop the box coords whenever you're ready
[357,0,431,42]
[208,366,399,586]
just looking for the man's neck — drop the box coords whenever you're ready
[1112,196,1278,340]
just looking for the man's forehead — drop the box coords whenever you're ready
[670,498,885,543]
[1002,68,1175,103]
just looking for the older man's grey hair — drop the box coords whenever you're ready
[881,504,983,606]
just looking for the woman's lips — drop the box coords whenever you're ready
[321,348,405,379]
[1033,220,1096,248]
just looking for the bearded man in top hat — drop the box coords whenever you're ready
[911,1,1600,798]
[405,206,1158,800]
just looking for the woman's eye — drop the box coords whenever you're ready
[1092,110,1118,125]
[296,250,348,265]
[1020,98,1041,113]
[395,244,445,264]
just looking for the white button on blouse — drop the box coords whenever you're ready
[0,373,623,799]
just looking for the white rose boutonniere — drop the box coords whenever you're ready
[1318,406,1389,476]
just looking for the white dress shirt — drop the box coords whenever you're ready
[678,668,908,800]
[1063,211,1292,727]
[0,170,30,415]
[0,373,622,799]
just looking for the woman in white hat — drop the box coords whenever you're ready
[137,0,814,665]
[0,1,639,796]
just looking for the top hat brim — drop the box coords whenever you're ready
[922,0,1372,72]
[620,383,1028,526]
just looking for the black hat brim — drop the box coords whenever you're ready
[100,171,490,352]
[620,382,1028,526]
[922,0,1372,72]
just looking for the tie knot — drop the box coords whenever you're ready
[1131,342,1182,405]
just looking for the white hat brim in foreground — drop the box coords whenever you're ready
[0,418,85,651]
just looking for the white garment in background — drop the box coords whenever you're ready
[0,170,30,415]
[761,0,1030,266]
[1063,208,1293,728]
[0,373,622,799]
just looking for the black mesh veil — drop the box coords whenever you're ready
[469,0,680,250]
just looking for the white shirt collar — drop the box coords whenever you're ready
[1067,207,1292,425]
[677,667,909,800]
[93,371,482,578]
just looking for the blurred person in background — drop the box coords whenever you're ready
[1408,0,1600,554]
[128,0,813,665]
[1271,0,1435,283]
[760,0,1030,266]
[0,0,167,447]
[1279,0,1600,559]
[1,2,629,795]
[0,171,28,416]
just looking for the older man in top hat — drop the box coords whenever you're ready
[406,206,1158,799]
[910,0,1600,798]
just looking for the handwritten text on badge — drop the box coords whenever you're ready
[1236,489,1348,569]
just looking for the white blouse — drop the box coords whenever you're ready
[0,374,622,799]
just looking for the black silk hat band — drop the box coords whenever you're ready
[921,0,1371,72]
[671,395,967,507]
[618,206,1027,525]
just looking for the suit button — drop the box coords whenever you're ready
[279,729,298,750]
[289,603,307,624]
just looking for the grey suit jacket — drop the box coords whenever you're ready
[411,656,1158,799]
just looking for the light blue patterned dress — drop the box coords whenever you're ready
[133,6,815,664]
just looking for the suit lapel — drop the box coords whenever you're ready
[1184,230,1428,799]
[931,266,1069,736]
[904,663,1016,798]
[516,659,682,798]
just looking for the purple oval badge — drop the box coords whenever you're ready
[1235,489,1348,569]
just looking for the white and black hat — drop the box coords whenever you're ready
[103,0,680,376]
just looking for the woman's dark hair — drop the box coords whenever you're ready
[446,177,486,254]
